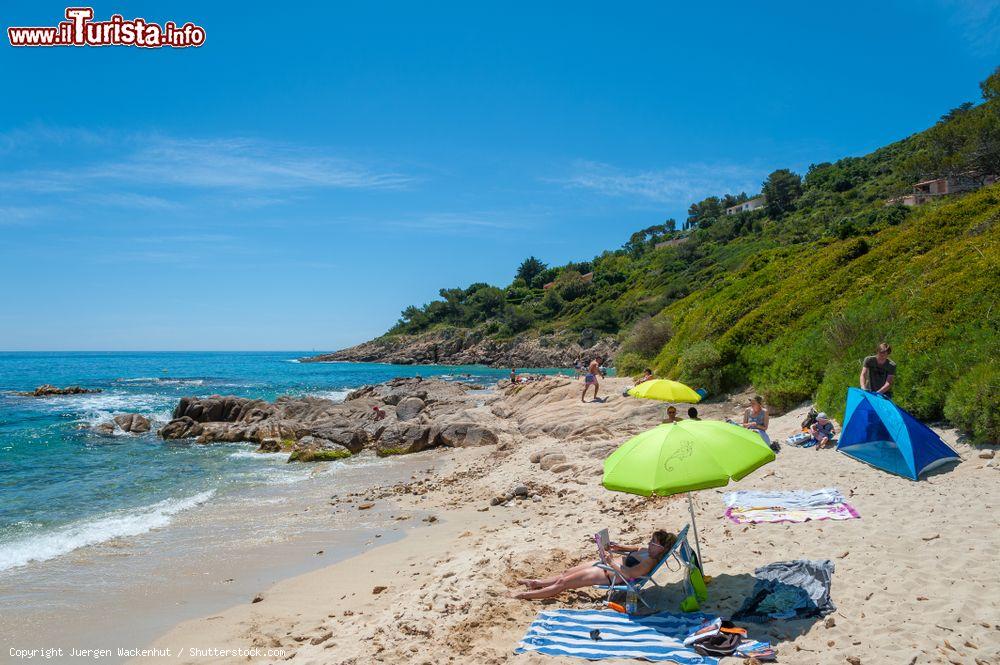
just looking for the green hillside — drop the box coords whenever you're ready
[384,71,1000,443]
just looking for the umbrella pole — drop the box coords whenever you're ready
[687,493,704,572]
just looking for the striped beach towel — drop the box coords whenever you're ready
[514,609,720,663]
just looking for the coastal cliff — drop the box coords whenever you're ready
[299,328,619,368]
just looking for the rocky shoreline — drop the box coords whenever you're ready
[298,328,619,368]
[153,378,519,462]
[19,384,102,397]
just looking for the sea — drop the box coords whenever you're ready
[0,351,546,654]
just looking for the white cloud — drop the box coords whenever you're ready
[551,160,764,205]
[943,0,1000,57]
[1,131,416,194]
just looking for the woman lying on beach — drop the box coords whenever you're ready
[513,529,677,600]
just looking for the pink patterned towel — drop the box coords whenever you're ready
[725,502,860,524]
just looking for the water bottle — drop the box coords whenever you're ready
[625,589,638,615]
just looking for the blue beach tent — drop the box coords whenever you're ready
[837,388,960,480]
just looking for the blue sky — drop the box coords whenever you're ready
[1,1,998,351]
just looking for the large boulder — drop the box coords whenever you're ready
[288,435,354,462]
[307,424,368,453]
[288,445,353,462]
[172,396,268,423]
[93,422,117,436]
[159,416,204,440]
[432,421,500,448]
[375,423,432,456]
[114,413,151,434]
[395,397,425,421]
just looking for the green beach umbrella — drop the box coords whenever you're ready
[626,379,701,403]
[602,420,775,569]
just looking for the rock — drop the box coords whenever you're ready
[288,444,352,462]
[158,416,203,440]
[93,422,117,436]
[310,632,333,645]
[20,384,102,397]
[490,497,503,506]
[531,495,542,502]
[423,515,438,523]
[550,463,576,474]
[252,594,264,603]
[358,503,375,510]
[825,617,836,628]
[376,423,432,456]
[257,438,282,452]
[114,413,151,434]
[372,586,387,594]
[538,453,567,471]
[307,425,367,453]
[396,397,426,421]
[529,451,544,463]
[512,485,529,497]
[847,657,861,665]
[433,421,500,448]
[979,450,995,459]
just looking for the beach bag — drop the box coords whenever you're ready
[801,408,818,430]
[688,620,745,657]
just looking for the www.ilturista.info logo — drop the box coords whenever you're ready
[8,7,205,48]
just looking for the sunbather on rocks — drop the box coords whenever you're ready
[512,530,677,600]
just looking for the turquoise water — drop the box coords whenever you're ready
[0,352,524,572]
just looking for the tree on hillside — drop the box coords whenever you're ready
[903,69,1000,184]
[980,65,1000,101]
[624,222,675,255]
[686,197,724,229]
[516,256,547,285]
[762,169,803,218]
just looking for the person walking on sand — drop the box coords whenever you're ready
[582,359,600,402]
[860,342,896,397]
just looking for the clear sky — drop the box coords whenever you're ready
[1,1,997,351]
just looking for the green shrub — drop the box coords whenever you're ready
[944,360,999,444]
[621,315,673,358]
[678,340,723,394]
[615,351,647,376]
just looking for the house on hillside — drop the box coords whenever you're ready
[888,174,997,206]
[725,196,766,215]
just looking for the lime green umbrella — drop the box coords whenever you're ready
[627,379,701,403]
[603,420,775,569]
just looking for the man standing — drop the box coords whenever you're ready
[860,342,896,397]
[582,358,600,402]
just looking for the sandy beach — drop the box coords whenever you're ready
[131,377,1000,665]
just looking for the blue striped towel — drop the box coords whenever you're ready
[514,609,721,663]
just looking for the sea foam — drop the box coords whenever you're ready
[0,490,215,572]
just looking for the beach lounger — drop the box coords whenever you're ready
[593,525,704,611]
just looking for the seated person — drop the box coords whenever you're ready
[665,405,684,423]
[809,413,836,449]
[687,406,700,420]
[623,368,655,396]
[513,529,677,600]
[742,396,770,446]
